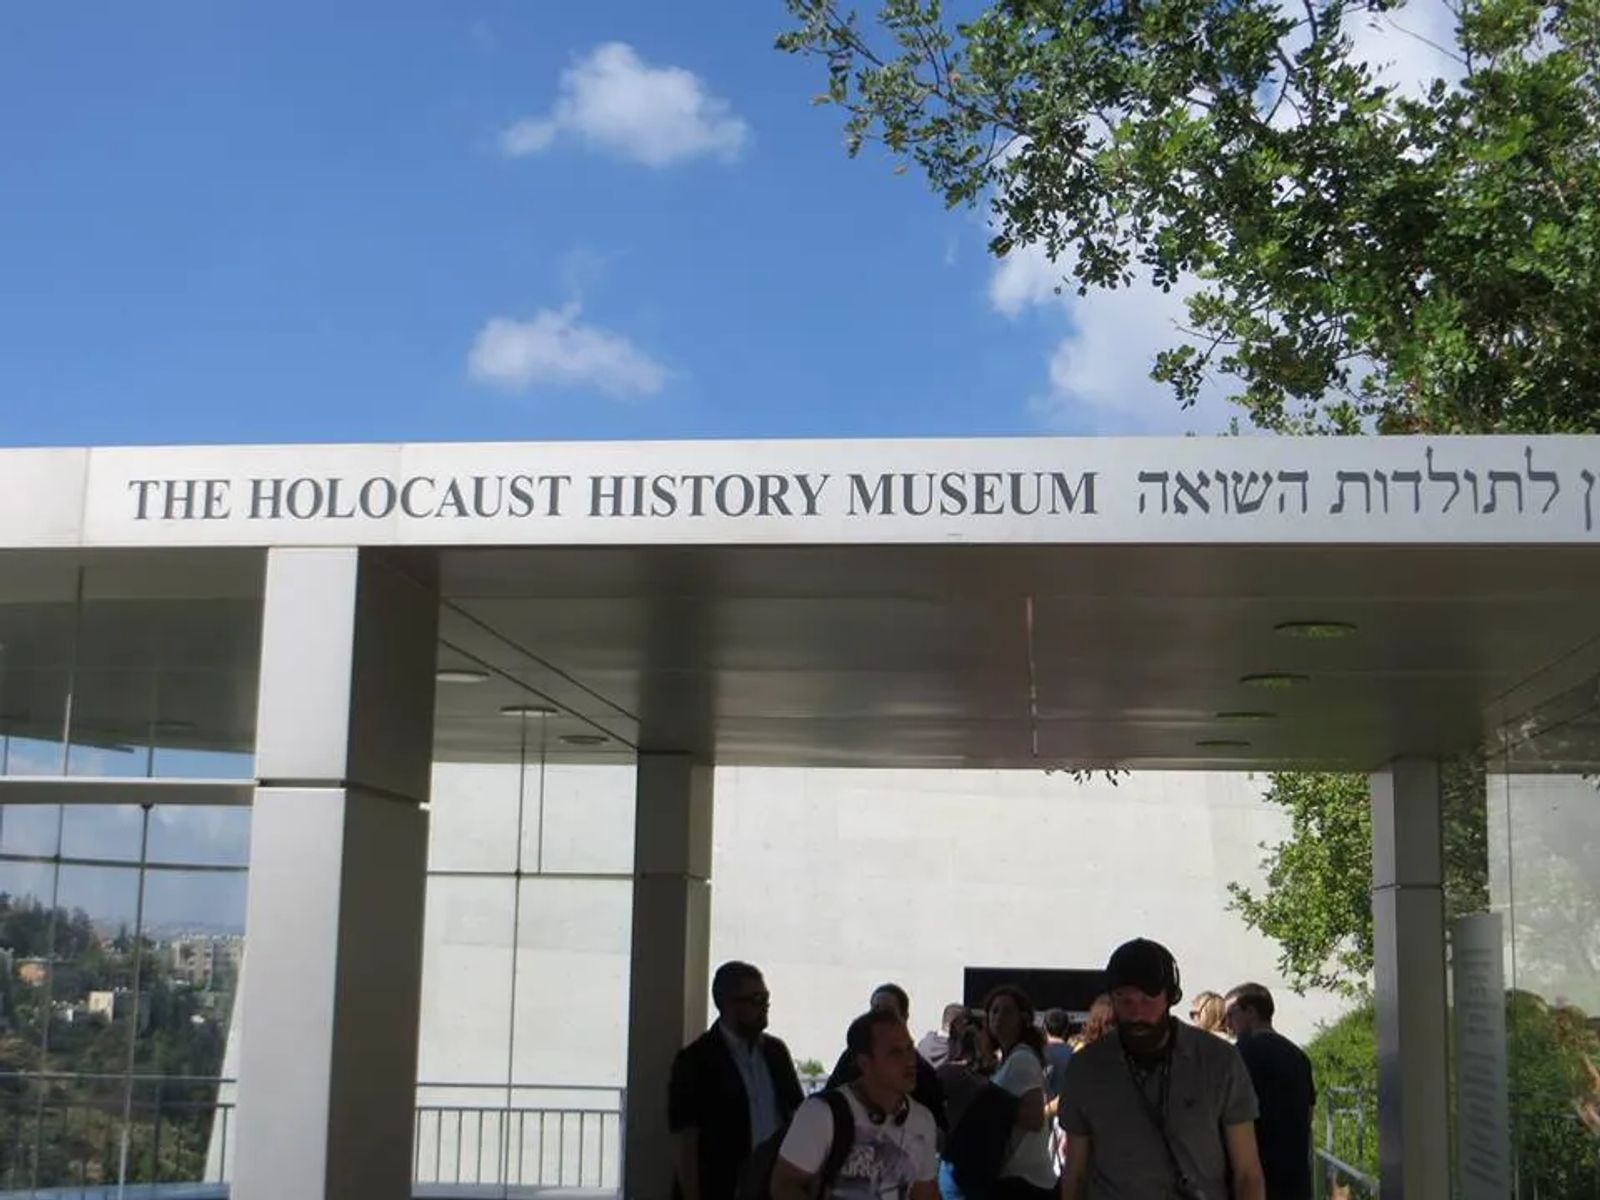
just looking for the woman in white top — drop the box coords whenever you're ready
[984,985,1057,1200]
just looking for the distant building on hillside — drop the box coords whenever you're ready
[87,989,149,1031]
[167,936,245,990]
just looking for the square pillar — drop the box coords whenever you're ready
[625,754,714,1200]
[234,549,438,1200]
[1371,759,1451,1200]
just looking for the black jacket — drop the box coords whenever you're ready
[825,1045,949,1131]
[668,1025,805,1200]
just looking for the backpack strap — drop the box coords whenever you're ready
[818,1089,855,1192]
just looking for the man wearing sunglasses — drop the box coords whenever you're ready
[669,961,805,1200]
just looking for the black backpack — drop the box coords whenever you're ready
[736,1090,855,1200]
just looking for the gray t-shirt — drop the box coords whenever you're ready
[1059,1022,1259,1199]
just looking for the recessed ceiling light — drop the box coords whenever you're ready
[1274,621,1358,640]
[1215,711,1277,722]
[1196,738,1251,749]
[500,703,557,717]
[560,733,609,747]
[437,669,491,684]
[1240,673,1310,689]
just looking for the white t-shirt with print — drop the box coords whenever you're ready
[994,1047,1058,1189]
[778,1088,938,1200]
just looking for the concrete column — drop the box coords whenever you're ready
[1370,759,1451,1200]
[625,754,714,1200]
[234,549,438,1200]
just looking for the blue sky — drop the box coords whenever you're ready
[0,1,1234,448]
[1,4,1463,447]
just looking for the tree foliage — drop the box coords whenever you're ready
[778,0,1600,434]
[0,893,234,1188]
[1307,994,1600,1198]
[1227,757,1488,996]
[1226,772,1374,996]
[1302,1001,1379,1178]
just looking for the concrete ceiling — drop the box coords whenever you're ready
[1,543,1597,774]
[431,542,1600,771]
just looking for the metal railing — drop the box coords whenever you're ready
[1313,1086,1379,1199]
[1314,1147,1379,1199]
[0,1072,230,1193]
[413,1105,621,1190]
[0,1074,624,1195]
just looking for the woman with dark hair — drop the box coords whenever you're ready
[984,986,1055,1200]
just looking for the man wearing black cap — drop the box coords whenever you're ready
[1058,939,1266,1200]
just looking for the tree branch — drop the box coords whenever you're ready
[1379,15,1469,69]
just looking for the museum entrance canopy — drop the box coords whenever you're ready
[1,434,1597,773]
[4,433,1599,1200]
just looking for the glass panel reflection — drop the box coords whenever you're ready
[0,803,249,1192]
[0,733,68,778]
[0,554,265,783]
[0,861,143,1191]
[511,878,632,1087]
[60,805,146,863]
[423,661,638,1192]
[429,763,521,875]
[147,807,251,870]
[129,869,247,1187]
[527,764,636,876]
[1488,675,1600,1198]
[0,805,63,859]
[509,878,630,1192]
[416,875,516,1188]
[416,875,516,1090]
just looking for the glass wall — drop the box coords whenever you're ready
[0,550,262,1193]
[418,681,635,1194]
[1484,674,1600,1198]
[0,552,261,783]
[0,806,249,1191]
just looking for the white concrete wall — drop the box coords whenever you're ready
[710,768,1345,1066]
[411,763,1344,1106]
[417,763,636,1096]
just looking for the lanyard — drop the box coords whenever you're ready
[1122,1026,1191,1195]
[1122,1035,1175,1129]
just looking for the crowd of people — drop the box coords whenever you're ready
[667,938,1316,1200]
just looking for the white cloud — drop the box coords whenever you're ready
[467,305,669,398]
[1342,1,1464,100]
[989,239,1066,319]
[502,118,559,156]
[986,225,1232,432]
[1002,247,1236,434]
[501,43,749,167]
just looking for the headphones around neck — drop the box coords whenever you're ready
[1160,946,1184,1006]
[851,1083,910,1127]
